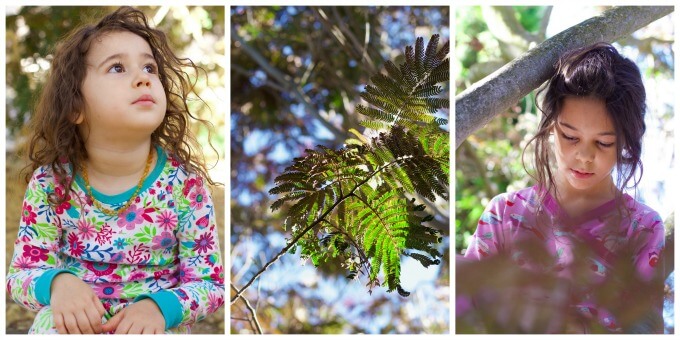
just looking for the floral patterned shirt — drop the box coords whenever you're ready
[7,145,224,330]
[464,185,665,333]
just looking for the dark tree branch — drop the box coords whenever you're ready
[455,6,674,148]
[232,26,350,140]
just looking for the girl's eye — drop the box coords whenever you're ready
[561,133,577,142]
[598,142,615,148]
[108,63,125,73]
[143,64,157,74]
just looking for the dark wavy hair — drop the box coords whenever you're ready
[25,6,217,205]
[523,42,646,203]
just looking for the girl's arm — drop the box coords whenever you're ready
[133,172,224,329]
[626,210,666,333]
[463,194,507,260]
[6,167,70,311]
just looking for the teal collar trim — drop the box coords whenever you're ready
[74,144,167,205]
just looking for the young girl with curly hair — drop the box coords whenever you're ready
[7,6,224,334]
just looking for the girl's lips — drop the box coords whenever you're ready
[133,94,155,105]
[571,168,594,179]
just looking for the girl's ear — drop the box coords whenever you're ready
[74,112,84,125]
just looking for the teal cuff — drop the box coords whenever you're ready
[35,269,76,305]
[134,291,183,330]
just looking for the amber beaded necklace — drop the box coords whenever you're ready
[81,146,154,216]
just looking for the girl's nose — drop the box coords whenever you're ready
[575,144,595,163]
[133,71,151,88]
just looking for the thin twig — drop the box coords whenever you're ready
[230,283,263,334]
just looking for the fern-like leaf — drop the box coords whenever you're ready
[268,34,449,298]
[358,34,449,130]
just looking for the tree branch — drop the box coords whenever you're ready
[230,283,263,334]
[232,26,350,140]
[455,6,674,148]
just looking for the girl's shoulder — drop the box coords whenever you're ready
[483,185,543,215]
[27,163,72,187]
[488,185,542,205]
[161,149,208,184]
[623,194,664,224]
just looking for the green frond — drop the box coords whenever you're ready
[269,34,450,298]
[383,60,403,83]
[357,34,449,130]
[406,252,441,268]
[359,119,390,132]
[423,33,440,70]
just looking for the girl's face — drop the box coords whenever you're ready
[79,31,167,143]
[553,96,618,195]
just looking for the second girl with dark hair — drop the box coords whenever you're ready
[463,43,665,333]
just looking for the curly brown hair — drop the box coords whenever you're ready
[25,6,217,205]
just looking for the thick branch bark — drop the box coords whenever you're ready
[455,6,673,148]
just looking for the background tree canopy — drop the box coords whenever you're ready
[231,6,450,334]
[5,6,225,333]
[455,6,674,333]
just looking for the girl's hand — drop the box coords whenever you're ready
[101,299,166,334]
[50,273,107,334]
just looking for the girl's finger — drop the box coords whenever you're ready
[75,311,95,334]
[93,294,107,317]
[114,318,133,335]
[85,305,104,334]
[101,310,123,333]
[127,322,144,335]
[63,313,82,334]
[53,313,67,334]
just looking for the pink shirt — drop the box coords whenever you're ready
[463,185,665,333]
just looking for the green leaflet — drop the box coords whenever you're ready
[269,34,449,297]
[359,34,449,130]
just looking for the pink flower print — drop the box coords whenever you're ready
[193,233,214,254]
[128,271,147,282]
[189,187,207,210]
[93,282,122,299]
[77,219,97,240]
[13,255,34,270]
[22,245,49,262]
[117,204,146,230]
[68,233,84,257]
[179,262,197,282]
[153,269,171,280]
[190,300,199,311]
[196,214,209,228]
[111,251,125,263]
[21,276,33,297]
[156,210,178,231]
[85,262,118,276]
[53,186,72,214]
[21,203,37,225]
[210,266,224,284]
[183,178,197,196]
[151,231,177,250]
[207,293,224,313]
